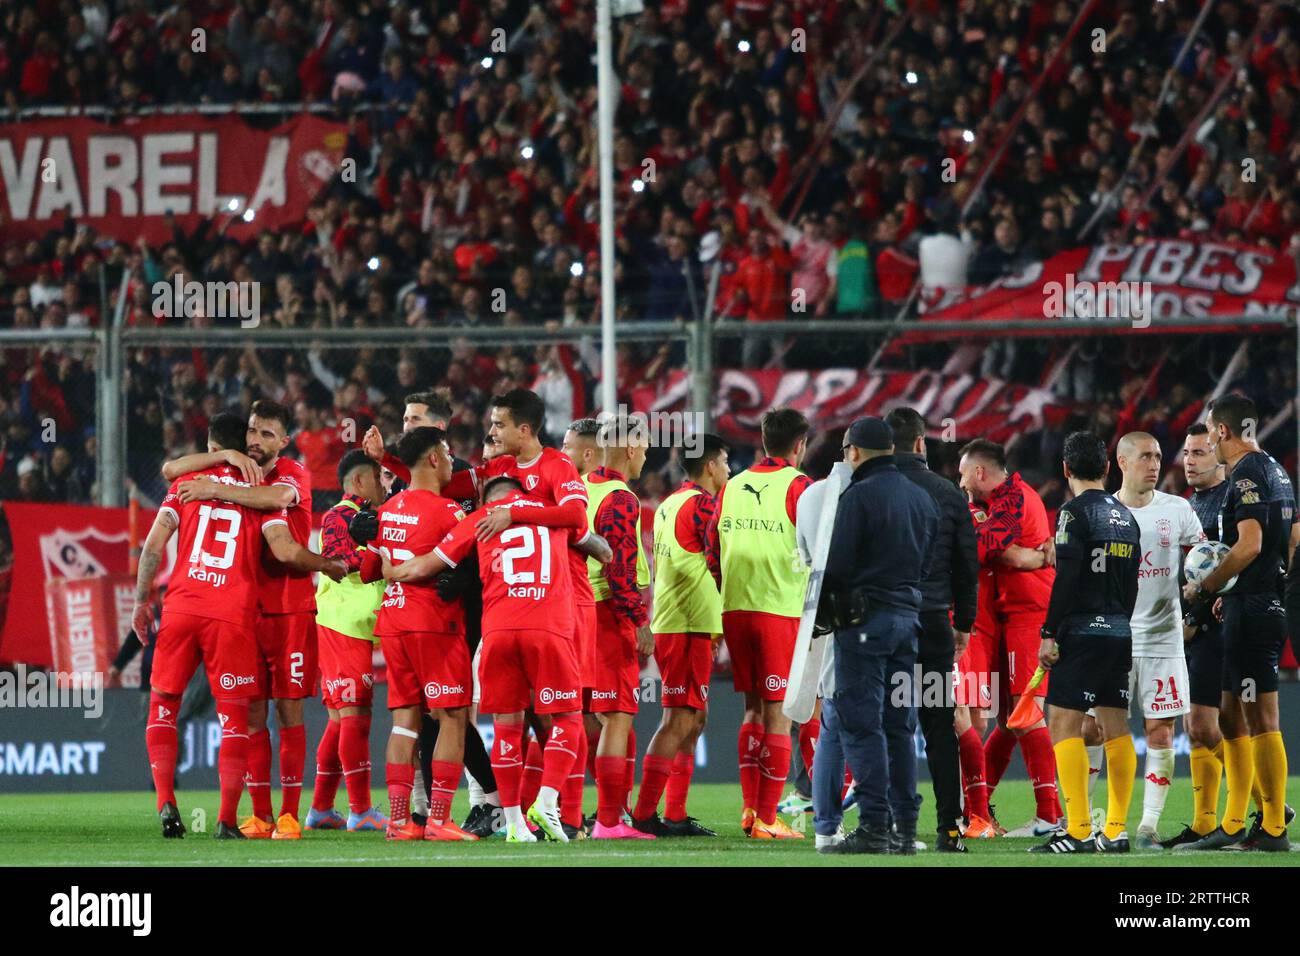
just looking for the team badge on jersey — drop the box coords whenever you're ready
[1155,517,1171,548]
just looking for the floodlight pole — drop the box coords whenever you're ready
[596,0,617,416]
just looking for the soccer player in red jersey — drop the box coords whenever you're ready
[306,450,389,833]
[362,392,502,835]
[632,433,729,837]
[583,416,655,839]
[133,413,344,839]
[558,418,607,834]
[385,475,586,843]
[953,505,998,838]
[958,439,1060,837]
[357,427,477,841]
[168,399,321,839]
[443,389,609,829]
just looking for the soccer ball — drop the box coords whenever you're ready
[1183,541,1237,593]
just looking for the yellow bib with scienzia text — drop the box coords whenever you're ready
[718,466,807,617]
[651,487,721,635]
[586,474,650,602]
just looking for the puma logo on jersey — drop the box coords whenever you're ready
[743,482,768,506]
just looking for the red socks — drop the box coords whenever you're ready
[311,719,342,812]
[246,727,273,821]
[146,692,181,811]
[798,718,820,775]
[665,751,694,820]
[1018,726,1061,821]
[585,719,600,778]
[541,713,582,794]
[428,759,462,826]
[216,700,250,827]
[385,761,415,827]
[738,722,763,809]
[561,718,588,828]
[339,713,372,814]
[624,726,637,809]
[519,735,544,812]
[633,753,673,820]
[984,724,1017,793]
[491,721,525,808]
[278,723,306,820]
[958,726,990,820]
[756,732,792,824]
[595,755,625,827]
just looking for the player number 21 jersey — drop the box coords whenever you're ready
[435,491,574,637]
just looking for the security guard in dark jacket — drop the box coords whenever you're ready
[887,408,979,852]
[821,417,939,855]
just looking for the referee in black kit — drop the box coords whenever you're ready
[1180,394,1298,852]
[886,407,978,853]
[1033,431,1140,855]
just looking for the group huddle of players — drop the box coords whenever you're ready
[129,381,1297,853]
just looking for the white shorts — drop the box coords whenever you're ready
[472,641,483,706]
[1129,655,1190,719]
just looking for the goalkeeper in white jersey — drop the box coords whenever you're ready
[1113,431,1205,848]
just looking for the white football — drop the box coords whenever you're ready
[1183,540,1237,593]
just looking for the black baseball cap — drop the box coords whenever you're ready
[844,417,894,451]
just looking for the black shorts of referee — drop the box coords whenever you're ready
[1185,621,1225,708]
[1045,625,1132,713]
[1220,592,1287,698]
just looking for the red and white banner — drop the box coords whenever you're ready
[907,240,1300,339]
[631,368,1073,447]
[0,503,172,668]
[0,114,346,244]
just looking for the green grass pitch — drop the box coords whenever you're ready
[3,779,1299,866]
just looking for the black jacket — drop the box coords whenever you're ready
[825,455,938,613]
[894,452,979,631]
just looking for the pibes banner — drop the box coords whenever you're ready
[0,114,346,243]
[908,240,1300,338]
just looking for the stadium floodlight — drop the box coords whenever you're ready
[367,257,380,271]
[481,56,493,69]
[570,262,584,277]
[905,71,919,85]
[963,129,975,143]
[226,198,240,212]
[737,39,751,53]
[241,208,255,222]
[520,143,535,160]
[631,178,646,193]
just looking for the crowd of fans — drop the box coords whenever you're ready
[2,0,1300,508]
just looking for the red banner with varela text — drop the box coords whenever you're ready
[905,240,1300,340]
[0,503,172,670]
[0,114,346,244]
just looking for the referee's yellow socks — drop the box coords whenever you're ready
[1189,745,1222,836]
[1103,736,1136,841]
[1054,737,1092,841]
[1221,736,1254,836]
[1252,731,1289,837]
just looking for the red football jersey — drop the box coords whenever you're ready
[367,488,467,636]
[434,490,574,636]
[449,447,594,606]
[159,467,288,628]
[257,456,316,614]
